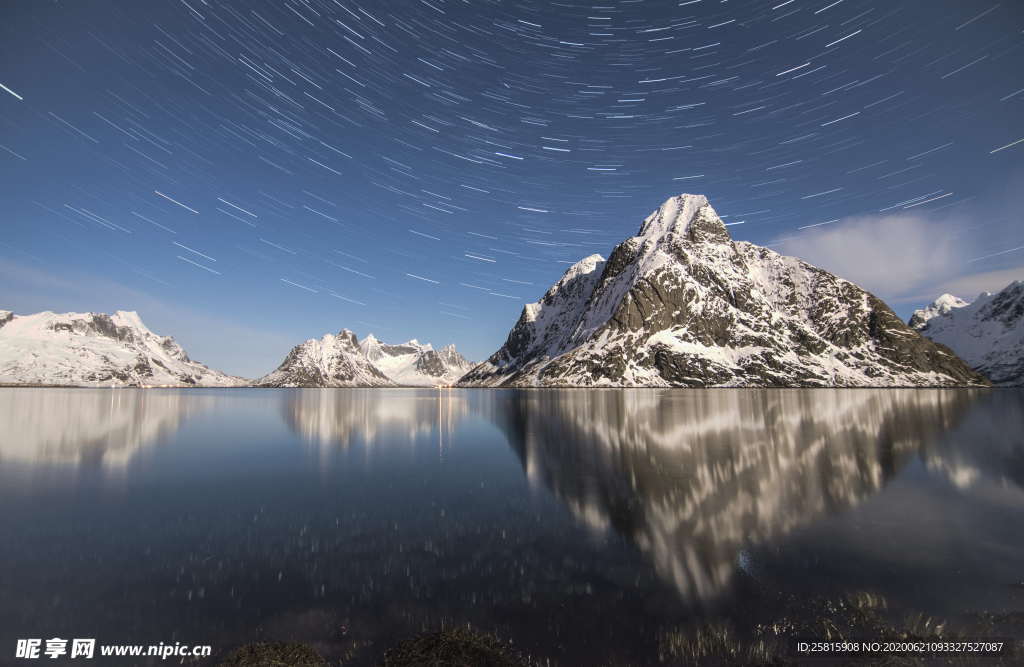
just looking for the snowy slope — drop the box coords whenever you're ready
[359,334,472,386]
[0,309,246,387]
[257,329,393,387]
[911,281,1024,386]
[460,194,986,388]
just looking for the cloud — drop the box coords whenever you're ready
[773,208,1022,308]
[775,213,962,300]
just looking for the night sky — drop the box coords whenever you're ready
[1,0,1021,377]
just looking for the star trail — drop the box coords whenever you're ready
[1,0,1021,374]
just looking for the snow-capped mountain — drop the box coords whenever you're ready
[359,334,472,386]
[261,329,473,387]
[257,329,394,387]
[908,293,969,330]
[910,280,1024,386]
[460,194,986,388]
[0,309,246,387]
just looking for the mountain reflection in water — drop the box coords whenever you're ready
[283,388,469,451]
[0,388,206,470]
[486,389,990,601]
[275,387,1019,605]
[0,386,1020,666]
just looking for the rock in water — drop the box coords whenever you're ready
[911,281,1024,386]
[460,194,987,388]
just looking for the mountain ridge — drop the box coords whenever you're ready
[258,329,472,387]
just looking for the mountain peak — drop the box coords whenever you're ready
[636,194,727,244]
[909,293,969,330]
[336,329,359,346]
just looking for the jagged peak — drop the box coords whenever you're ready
[636,193,718,239]
[318,329,359,348]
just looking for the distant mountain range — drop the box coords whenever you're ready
[909,280,1024,386]
[257,330,472,387]
[1,194,1016,388]
[461,194,987,387]
[0,311,471,388]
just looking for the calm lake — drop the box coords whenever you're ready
[0,388,1021,665]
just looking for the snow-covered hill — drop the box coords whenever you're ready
[460,194,986,388]
[0,309,246,387]
[257,329,393,387]
[359,334,472,386]
[910,281,1024,386]
[258,329,473,387]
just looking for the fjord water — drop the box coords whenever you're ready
[0,388,1021,664]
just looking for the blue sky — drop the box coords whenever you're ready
[1,0,1021,377]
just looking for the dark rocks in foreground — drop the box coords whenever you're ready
[219,641,326,666]
[218,627,532,667]
[216,606,1022,666]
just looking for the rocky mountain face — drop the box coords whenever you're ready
[0,309,246,387]
[259,330,472,387]
[257,330,393,387]
[360,334,472,386]
[910,280,1024,386]
[460,194,987,388]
